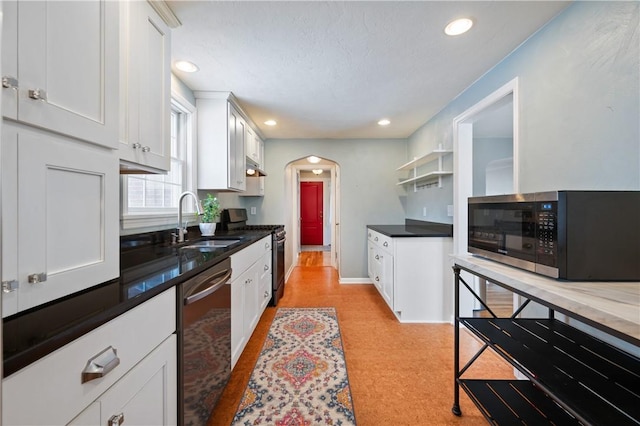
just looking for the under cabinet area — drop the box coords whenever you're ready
[230,236,272,367]
[1,0,119,149]
[119,0,172,173]
[367,226,453,323]
[2,289,177,426]
[452,256,640,425]
[1,122,119,317]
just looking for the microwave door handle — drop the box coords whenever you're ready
[184,268,232,305]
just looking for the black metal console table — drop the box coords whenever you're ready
[451,257,640,425]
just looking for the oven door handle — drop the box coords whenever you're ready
[184,268,232,305]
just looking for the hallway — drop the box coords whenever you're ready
[208,254,512,425]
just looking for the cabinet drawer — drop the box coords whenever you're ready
[230,236,271,281]
[2,288,176,426]
[368,229,392,252]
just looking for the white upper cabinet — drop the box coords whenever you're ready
[196,93,247,191]
[2,123,119,317]
[1,0,119,149]
[119,0,171,173]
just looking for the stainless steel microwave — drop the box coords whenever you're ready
[468,191,640,280]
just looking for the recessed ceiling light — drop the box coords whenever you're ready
[264,119,277,126]
[378,119,391,126]
[174,60,199,73]
[307,156,321,164]
[444,18,473,36]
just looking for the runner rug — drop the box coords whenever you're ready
[231,307,357,425]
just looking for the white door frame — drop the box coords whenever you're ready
[453,77,520,255]
[285,160,341,274]
[452,77,519,319]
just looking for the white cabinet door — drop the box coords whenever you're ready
[229,104,246,191]
[246,125,258,165]
[244,263,260,335]
[1,126,19,316]
[380,250,394,309]
[1,0,18,121]
[68,335,178,426]
[6,124,119,314]
[230,271,246,368]
[258,251,272,311]
[3,0,119,149]
[119,0,171,172]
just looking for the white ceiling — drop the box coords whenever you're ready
[168,1,569,140]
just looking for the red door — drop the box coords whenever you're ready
[300,182,323,245]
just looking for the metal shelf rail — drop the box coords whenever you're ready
[452,264,640,425]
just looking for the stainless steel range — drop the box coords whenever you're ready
[221,209,286,305]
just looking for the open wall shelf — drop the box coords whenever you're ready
[396,147,452,190]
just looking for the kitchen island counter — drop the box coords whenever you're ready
[368,219,453,238]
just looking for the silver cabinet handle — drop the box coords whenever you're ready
[28,88,47,101]
[265,242,270,249]
[131,142,141,149]
[264,291,269,298]
[374,236,379,242]
[375,255,379,260]
[2,76,18,89]
[2,280,18,293]
[375,276,380,281]
[264,264,269,271]
[141,146,151,152]
[82,346,120,383]
[383,242,389,247]
[28,273,47,284]
[108,413,124,426]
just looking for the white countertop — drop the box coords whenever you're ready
[452,254,640,344]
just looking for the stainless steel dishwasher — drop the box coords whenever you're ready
[177,257,232,426]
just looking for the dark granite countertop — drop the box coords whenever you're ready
[367,219,453,238]
[3,227,272,378]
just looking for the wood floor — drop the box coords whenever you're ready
[208,252,513,425]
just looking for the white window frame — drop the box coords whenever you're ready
[121,91,198,231]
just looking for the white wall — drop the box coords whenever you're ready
[406,1,640,220]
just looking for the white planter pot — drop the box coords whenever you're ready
[199,222,216,236]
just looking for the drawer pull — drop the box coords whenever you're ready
[28,88,47,101]
[2,76,18,89]
[2,279,18,293]
[108,413,125,426]
[28,273,47,284]
[81,346,120,384]
[383,241,389,247]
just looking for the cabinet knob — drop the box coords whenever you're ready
[28,88,47,101]
[2,76,18,89]
[2,280,18,293]
[374,237,378,242]
[28,273,47,284]
[375,276,380,281]
[141,146,151,153]
[264,264,269,271]
[375,255,379,260]
[264,291,269,298]
[108,413,125,426]
[383,242,389,247]
[132,143,141,149]
[265,243,270,249]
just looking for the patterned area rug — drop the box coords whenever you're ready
[232,307,356,425]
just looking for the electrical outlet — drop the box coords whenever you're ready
[423,207,427,217]
[447,205,454,217]
[250,207,257,215]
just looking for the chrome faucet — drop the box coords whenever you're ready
[175,191,203,243]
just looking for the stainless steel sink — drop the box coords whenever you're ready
[182,239,241,249]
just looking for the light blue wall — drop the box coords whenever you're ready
[472,138,513,196]
[406,1,640,220]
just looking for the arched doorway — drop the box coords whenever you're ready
[284,156,341,275]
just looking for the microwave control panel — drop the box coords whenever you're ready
[536,202,557,267]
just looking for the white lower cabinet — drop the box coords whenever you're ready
[2,289,176,425]
[367,228,453,323]
[230,236,272,368]
[1,122,119,317]
[69,334,177,426]
[258,250,273,311]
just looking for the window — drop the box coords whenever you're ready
[121,94,196,230]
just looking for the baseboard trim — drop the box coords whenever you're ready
[338,277,372,285]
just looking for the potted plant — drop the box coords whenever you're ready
[199,194,221,236]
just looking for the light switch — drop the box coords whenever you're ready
[447,205,454,217]
[250,207,257,215]
[423,207,427,217]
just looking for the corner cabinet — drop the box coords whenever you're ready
[451,256,640,425]
[367,228,453,323]
[396,147,452,190]
[119,0,172,173]
[1,0,119,149]
[196,92,247,191]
